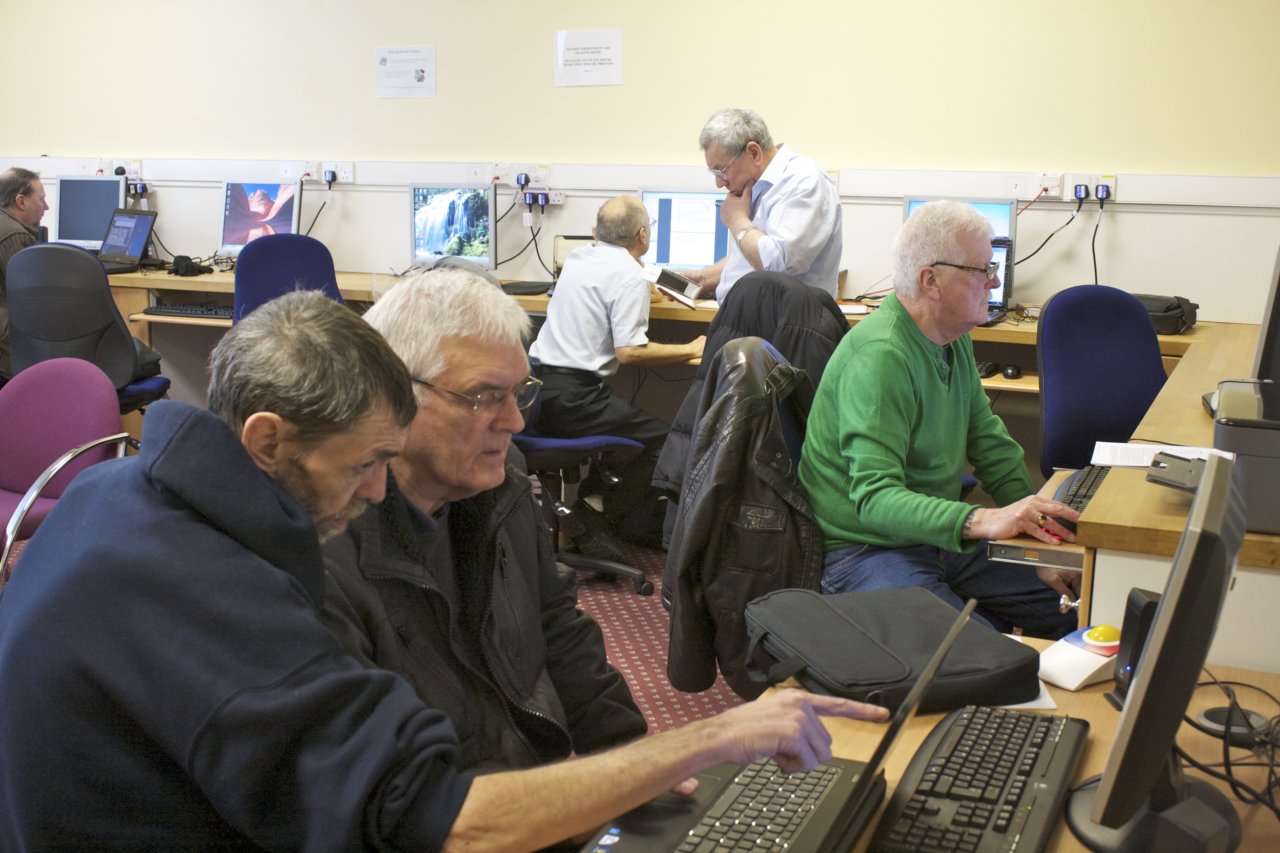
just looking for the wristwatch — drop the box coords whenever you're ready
[735,226,755,244]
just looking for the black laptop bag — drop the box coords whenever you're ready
[1134,294,1198,334]
[743,587,1041,713]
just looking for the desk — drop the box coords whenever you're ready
[822,641,1280,851]
[1072,321,1280,672]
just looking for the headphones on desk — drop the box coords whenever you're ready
[168,255,214,277]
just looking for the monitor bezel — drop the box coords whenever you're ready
[53,175,127,251]
[218,180,303,258]
[1250,242,1280,383]
[638,188,729,270]
[1065,453,1246,848]
[409,182,498,272]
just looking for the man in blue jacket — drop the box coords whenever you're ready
[0,290,889,850]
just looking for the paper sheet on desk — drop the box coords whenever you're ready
[1090,442,1234,468]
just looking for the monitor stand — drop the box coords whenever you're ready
[1065,768,1242,852]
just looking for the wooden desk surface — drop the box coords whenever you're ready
[110,269,378,302]
[1075,321,1280,568]
[823,641,1280,851]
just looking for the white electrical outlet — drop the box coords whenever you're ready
[548,191,566,205]
[1037,173,1065,200]
[321,161,354,183]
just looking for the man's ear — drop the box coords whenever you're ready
[919,265,942,300]
[241,412,294,473]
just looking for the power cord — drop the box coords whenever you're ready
[1091,185,1110,285]
[1015,197,1085,267]
[497,227,541,267]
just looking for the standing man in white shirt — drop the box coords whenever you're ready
[687,108,843,303]
[529,195,705,553]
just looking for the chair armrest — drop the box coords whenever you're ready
[1,433,130,578]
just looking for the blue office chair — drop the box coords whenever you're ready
[512,394,654,596]
[233,234,344,322]
[6,244,170,415]
[1037,285,1168,477]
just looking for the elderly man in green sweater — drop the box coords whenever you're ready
[799,200,1078,638]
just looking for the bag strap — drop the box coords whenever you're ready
[744,629,809,685]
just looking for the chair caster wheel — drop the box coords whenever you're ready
[634,579,655,596]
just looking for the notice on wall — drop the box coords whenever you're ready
[553,29,623,87]
[375,45,437,99]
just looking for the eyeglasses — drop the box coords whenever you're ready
[932,260,1001,281]
[414,376,542,414]
[708,148,745,180]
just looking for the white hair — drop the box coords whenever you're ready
[892,201,994,299]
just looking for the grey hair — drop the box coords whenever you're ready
[208,290,417,444]
[892,200,994,300]
[698,108,774,155]
[362,268,532,390]
[595,196,648,246]
[0,168,40,209]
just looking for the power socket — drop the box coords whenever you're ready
[1037,173,1065,200]
[548,191,566,205]
[321,161,355,184]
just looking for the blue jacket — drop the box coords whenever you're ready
[0,401,472,851]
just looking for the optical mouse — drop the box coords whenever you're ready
[1001,364,1022,379]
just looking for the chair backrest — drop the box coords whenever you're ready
[1037,284,1168,476]
[233,234,344,323]
[7,244,140,389]
[0,358,121,497]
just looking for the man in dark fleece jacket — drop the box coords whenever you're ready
[0,290,889,852]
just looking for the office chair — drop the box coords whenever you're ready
[0,358,129,581]
[1037,284,1168,477]
[512,395,654,596]
[6,243,170,414]
[233,233,345,322]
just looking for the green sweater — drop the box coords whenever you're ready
[799,293,1031,552]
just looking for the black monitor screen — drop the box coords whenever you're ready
[55,176,125,250]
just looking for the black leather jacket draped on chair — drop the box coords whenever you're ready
[652,271,848,506]
[665,337,825,699]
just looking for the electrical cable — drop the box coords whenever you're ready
[150,229,176,261]
[1014,199,1084,266]
[1016,186,1047,215]
[531,224,553,277]
[1091,196,1105,285]
[495,194,519,224]
[497,227,540,267]
[304,200,327,237]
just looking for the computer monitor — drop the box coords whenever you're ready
[640,189,729,270]
[219,181,301,257]
[54,175,126,251]
[1065,453,1246,851]
[410,183,496,271]
[904,197,1017,313]
[1250,242,1280,383]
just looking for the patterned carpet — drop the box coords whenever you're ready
[575,544,745,733]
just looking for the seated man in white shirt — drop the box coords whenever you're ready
[529,195,705,553]
[686,107,844,303]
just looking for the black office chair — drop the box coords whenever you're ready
[1037,285,1168,477]
[233,234,344,323]
[7,244,170,414]
[512,395,654,596]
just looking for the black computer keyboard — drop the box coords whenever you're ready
[675,759,842,852]
[871,706,1088,853]
[975,361,999,379]
[143,303,234,320]
[1052,464,1111,513]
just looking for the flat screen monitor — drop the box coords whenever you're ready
[904,197,1017,312]
[640,189,729,270]
[54,175,126,251]
[410,183,496,271]
[1065,453,1246,851]
[219,181,301,257]
[1250,242,1280,383]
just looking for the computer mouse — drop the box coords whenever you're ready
[1001,364,1022,379]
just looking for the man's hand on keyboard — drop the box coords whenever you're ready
[713,688,890,774]
[966,495,1079,544]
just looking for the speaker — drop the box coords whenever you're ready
[1106,587,1161,710]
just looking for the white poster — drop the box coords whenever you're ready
[553,29,623,88]
[375,45,436,99]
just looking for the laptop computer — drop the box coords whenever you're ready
[982,237,1013,326]
[579,599,978,853]
[97,208,157,274]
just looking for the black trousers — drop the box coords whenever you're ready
[533,367,669,547]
